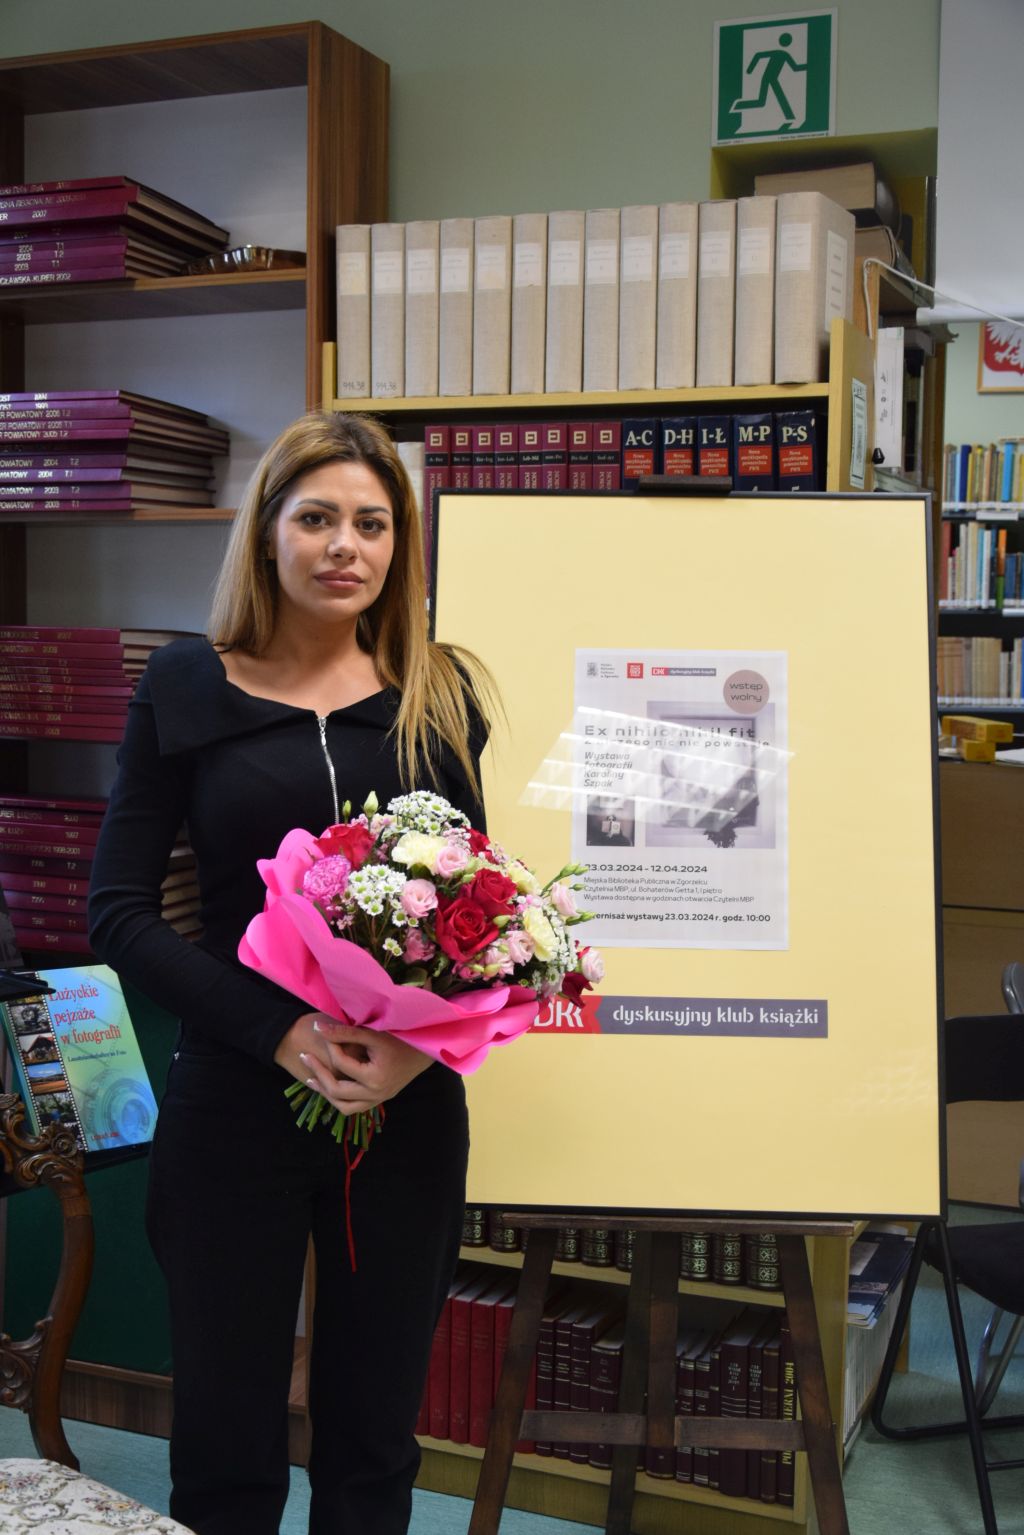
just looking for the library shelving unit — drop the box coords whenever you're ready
[0,19,388,1464]
[322,317,875,496]
[412,1231,859,1534]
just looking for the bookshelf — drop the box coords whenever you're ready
[322,317,875,495]
[0,16,387,1467]
[407,1229,857,1533]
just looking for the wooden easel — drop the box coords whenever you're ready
[468,1213,855,1535]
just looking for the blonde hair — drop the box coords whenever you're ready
[209,412,495,800]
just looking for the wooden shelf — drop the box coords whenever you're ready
[0,269,307,325]
[0,506,235,525]
[459,1245,786,1308]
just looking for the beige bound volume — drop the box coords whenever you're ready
[511,212,547,395]
[774,191,855,384]
[404,220,439,398]
[370,222,405,398]
[734,196,776,387]
[655,202,698,389]
[545,210,585,394]
[473,214,513,395]
[336,224,370,398]
[439,218,474,396]
[582,208,619,392]
[696,200,736,388]
[618,204,658,390]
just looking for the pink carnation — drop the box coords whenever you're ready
[550,880,578,919]
[401,878,438,919]
[505,928,535,966]
[302,854,351,903]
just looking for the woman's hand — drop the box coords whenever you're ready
[275,1012,433,1114]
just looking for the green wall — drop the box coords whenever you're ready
[944,323,1024,446]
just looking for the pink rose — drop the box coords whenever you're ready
[580,946,604,984]
[403,928,436,964]
[505,928,535,966]
[434,841,471,879]
[550,880,578,919]
[400,878,438,919]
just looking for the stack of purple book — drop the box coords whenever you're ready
[0,176,230,288]
[0,391,230,515]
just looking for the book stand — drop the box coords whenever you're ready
[467,1213,855,1535]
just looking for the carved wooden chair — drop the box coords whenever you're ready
[0,1093,194,1532]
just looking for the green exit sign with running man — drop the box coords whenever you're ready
[714,10,837,144]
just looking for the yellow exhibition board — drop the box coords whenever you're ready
[433,492,942,1220]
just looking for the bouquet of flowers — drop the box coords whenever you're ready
[238,790,602,1148]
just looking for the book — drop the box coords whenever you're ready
[0,962,158,1154]
[847,1226,915,1326]
[776,410,820,490]
[568,423,593,491]
[448,1271,498,1444]
[470,425,495,491]
[759,1321,783,1502]
[719,1309,767,1498]
[518,423,542,491]
[468,1276,515,1446]
[404,219,440,398]
[545,210,584,393]
[582,208,620,393]
[618,204,657,390]
[734,195,776,386]
[472,215,512,396]
[698,415,732,479]
[777,1319,797,1506]
[449,426,473,490]
[732,413,777,491]
[494,425,518,490]
[745,1313,775,1498]
[511,212,547,395]
[588,1318,626,1471]
[439,218,474,397]
[493,1287,536,1453]
[621,418,657,489]
[335,224,370,398]
[541,423,568,491]
[675,1328,712,1484]
[696,200,736,388]
[753,160,901,236]
[593,421,621,490]
[660,417,696,477]
[0,177,229,244]
[656,202,698,389]
[568,1301,622,1464]
[774,191,855,385]
[691,1333,717,1487]
[535,1290,578,1456]
[370,223,405,399]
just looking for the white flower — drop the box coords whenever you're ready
[522,905,558,962]
[346,866,407,916]
[391,831,447,873]
[387,791,469,835]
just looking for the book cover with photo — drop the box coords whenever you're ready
[0,962,158,1153]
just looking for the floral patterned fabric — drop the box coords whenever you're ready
[0,1459,194,1533]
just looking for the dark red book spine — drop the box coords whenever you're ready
[0,625,120,644]
[593,421,622,490]
[0,852,94,878]
[692,1338,714,1487]
[4,890,87,916]
[448,1276,493,1444]
[0,425,136,441]
[777,1321,796,1506]
[518,424,542,490]
[16,908,89,933]
[423,424,450,500]
[0,237,131,261]
[0,872,90,897]
[540,423,568,491]
[493,425,518,489]
[0,454,132,470]
[533,1300,564,1457]
[0,266,127,287]
[746,1320,769,1500]
[493,1290,536,1454]
[0,246,131,273]
[469,1284,512,1447]
[759,1325,782,1502]
[0,190,141,226]
[0,691,126,714]
[0,638,124,660]
[470,425,495,491]
[0,724,124,744]
[0,498,146,512]
[0,470,151,484]
[1,680,132,699]
[568,423,593,490]
[719,1319,756,1499]
[450,426,473,490]
[707,1340,723,1492]
[0,176,134,199]
[675,1338,699,1484]
[0,819,101,845]
[0,402,138,422]
[12,926,93,954]
[588,1328,624,1471]
[0,831,99,858]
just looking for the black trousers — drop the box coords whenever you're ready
[147,1046,469,1535]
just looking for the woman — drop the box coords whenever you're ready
[88,412,493,1535]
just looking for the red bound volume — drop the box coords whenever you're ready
[0,626,120,644]
[448,1273,497,1444]
[0,639,125,660]
[534,1291,576,1457]
[0,725,124,744]
[759,1322,782,1502]
[493,1288,537,1454]
[470,425,495,491]
[0,267,129,287]
[423,424,451,510]
[0,873,90,897]
[540,423,568,491]
[518,424,542,491]
[568,423,593,490]
[0,794,106,816]
[3,891,86,916]
[777,1319,796,1506]
[646,1329,694,1481]
[493,425,518,489]
[0,693,127,714]
[0,820,101,846]
[718,1310,766,1499]
[13,927,93,954]
[593,421,622,490]
[552,1298,595,1457]
[746,1313,776,1500]
[17,909,88,934]
[691,1334,717,1487]
[450,427,473,490]
[707,1334,724,1492]
[0,853,94,879]
[588,1320,626,1471]
[469,1278,515,1447]
[569,1302,622,1464]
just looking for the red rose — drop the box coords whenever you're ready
[560,970,591,1005]
[435,893,498,962]
[467,867,518,917]
[468,828,493,858]
[315,821,375,869]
